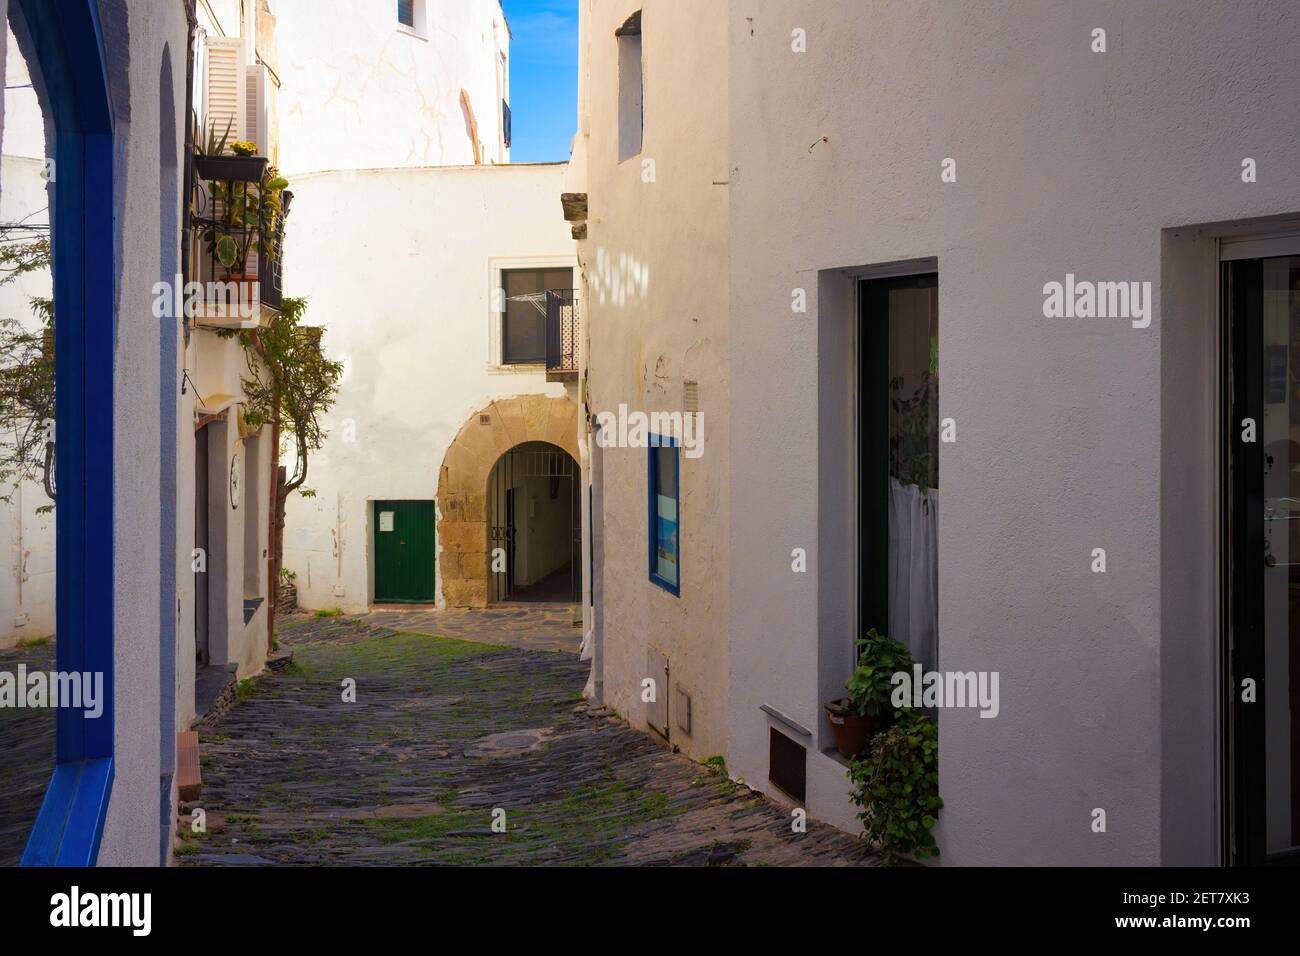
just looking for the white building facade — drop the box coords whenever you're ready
[275,0,580,613]
[569,0,1300,866]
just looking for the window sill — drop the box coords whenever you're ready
[649,574,680,597]
[396,24,427,41]
[21,757,114,866]
[819,745,852,769]
[486,362,547,375]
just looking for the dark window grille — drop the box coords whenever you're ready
[398,0,414,28]
[502,99,511,148]
[189,152,286,318]
[545,288,579,375]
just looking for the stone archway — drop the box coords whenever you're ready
[437,395,579,607]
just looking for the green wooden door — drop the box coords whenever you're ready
[373,500,436,603]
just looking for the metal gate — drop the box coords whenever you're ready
[488,442,581,603]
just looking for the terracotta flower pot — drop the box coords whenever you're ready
[825,699,877,758]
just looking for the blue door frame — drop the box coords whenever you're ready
[16,0,118,867]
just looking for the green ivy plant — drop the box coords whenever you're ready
[0,236,55,508]
[847,708,942,864]
[221,297,343,601]
[844,629,914,720]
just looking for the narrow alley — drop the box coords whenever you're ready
[179,608,874,867]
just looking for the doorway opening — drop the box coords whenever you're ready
[373,500,435,604]
[487,442,580,603]
[858,274,939,673]
[1224,250,1300,865]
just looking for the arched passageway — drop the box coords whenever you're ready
[487,442,579,603]
[436,395,579,608]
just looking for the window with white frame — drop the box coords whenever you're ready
[500,267,574,365]
[397,0,426,35]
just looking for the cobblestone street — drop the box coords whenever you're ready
[181,609,875,867]
[0,640,56,867]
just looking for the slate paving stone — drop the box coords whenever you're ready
[181,609,878,867]
[0,639,57,867]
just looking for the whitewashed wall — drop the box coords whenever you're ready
[274,0,511,175]
[725,0,1300,864]
[570,0,733,763]
[280,163,575,611]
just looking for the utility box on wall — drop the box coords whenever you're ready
[646,647,669,739]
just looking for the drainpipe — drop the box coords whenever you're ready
[267,395,279,654]
[181,0,197,351]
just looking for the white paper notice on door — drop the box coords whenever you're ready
[379,511,395,532]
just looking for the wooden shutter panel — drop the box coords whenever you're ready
[204,36,246,147]
[245,63,270,155]
[192,30,209,143]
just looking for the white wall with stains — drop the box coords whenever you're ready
[274,0,511,175]
[570,0,732,763]
[725,0,1300,864]
[279,162,575,612]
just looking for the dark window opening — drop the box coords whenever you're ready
[502,267,572,365]
[859,274,939,673]
[649,439,679,595]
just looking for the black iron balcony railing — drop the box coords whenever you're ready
[188,151,287,325]
[545,288,579,380]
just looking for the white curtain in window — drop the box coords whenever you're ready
[888,477,938,673]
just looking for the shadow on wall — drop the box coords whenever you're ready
[590,246,650,307]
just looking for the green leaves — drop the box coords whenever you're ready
[0,237,56,504]
[847,709,942,864]
[845,629,914,719]
[214,233,239,269]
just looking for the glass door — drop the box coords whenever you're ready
[1226,254,1300,865]
[859,274,939,672]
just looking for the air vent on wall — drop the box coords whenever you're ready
[674,684,692,735]
[769,727,807,802]
[683,380,699,414]
[646,647,669,739]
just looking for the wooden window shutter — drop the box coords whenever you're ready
[245,63,266,154]
[192,30,209,142]
[204,36,246,147]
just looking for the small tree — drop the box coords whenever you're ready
[0,236,55,508]
[227,296,343,599]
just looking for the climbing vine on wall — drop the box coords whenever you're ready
[220,296,344,580]
[0,235,55,508]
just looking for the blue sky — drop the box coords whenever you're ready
[501,0,578,163]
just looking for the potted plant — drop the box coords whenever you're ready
[847,708,942,864]
[194,119,268,184]
[825,629,914,757]
[197,130,289,309]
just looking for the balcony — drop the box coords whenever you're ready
[188,152,289,330]
[545,289,579,382]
